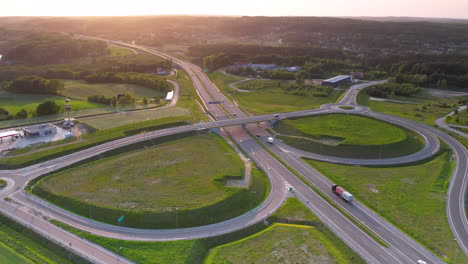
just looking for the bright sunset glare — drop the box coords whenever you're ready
[2,0,468,18]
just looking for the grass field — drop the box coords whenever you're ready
[63,80,163,100]
[274,114,423,158]
[80,106,190,130]
[357,89,467,127]
[53,197,363,264]
[446,109,468,126]
[37,134,244,211]
[0,116,190,168]
[204,223,358,264]
[271,197,319,222]
[305,149,467,263]
[209,71,343,115]
[0,91,103,116]
[0,213,90,264]
[173,70,209,122]
[108,46,135,56]
[0,241,34,264]
[235,79,284,90]
[34,133,269,228]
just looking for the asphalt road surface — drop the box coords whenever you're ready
[0,38,466,264]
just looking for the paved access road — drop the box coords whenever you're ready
[0,38,465,264]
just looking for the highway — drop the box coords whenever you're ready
[0,38,465,263]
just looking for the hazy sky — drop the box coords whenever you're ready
[2,0,468,19]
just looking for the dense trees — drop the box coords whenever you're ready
[2,34,107,65]
[87,95,116,106]
[366,83,420,98]
[36,101,60,116]
[282,84,333,97]
[0,107,13,121]
[3,76,64,95]
[15,109,28,119]
[84,72,171,93]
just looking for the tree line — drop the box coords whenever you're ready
[1,34,107,65]
[84,72,171,93]
[366,83,420,98]
[1,76,64,95]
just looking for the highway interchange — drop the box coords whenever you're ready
[0,39,466,264]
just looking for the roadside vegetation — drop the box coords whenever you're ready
[446,107,468,126]
[273,114,423,158]
[53,197,364,264]
[305,145,467,263]
[79,107,189,130]
[0,179,7,189]
[33,133,269,229]
[357,88,467,127]
[0,116,190,168]
[0,212,91,264]
[63,80,163,100]
[107,46,135,56]
[209,71,343,115]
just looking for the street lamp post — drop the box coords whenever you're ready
[176,207,179,229]
[65,98,71,129]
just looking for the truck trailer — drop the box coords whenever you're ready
[332,185,354,202]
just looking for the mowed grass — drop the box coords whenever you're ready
[52,197,362,264]
[33,133,270,228]
[63,80,163,100]
[271,197,319,222]
[37,134,244,211]
[0,241,34,264]
[0,91,103,115]
[274,114,423,158]
[209,71,342,115]
[232,88,343,115]
[108,46,135,56]
[0,116,190,168]
[204,198,364,264]
[205,224,352,264]
[80,107,190,129]
[357,89,467,127]
[235,79,283,90]
[305,150,467,263]
[276,114,406,145]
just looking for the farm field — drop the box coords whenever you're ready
[0,91,102,116]
[79,106,189,129]
[306,149,467,263]
[34,133,269,228]
[209,71,343,115]
[63,80,164,100]
[274,114,423,158]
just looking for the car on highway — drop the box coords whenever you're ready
[256,134,260,137]
[273,113,279,117]
[417,260,427,264]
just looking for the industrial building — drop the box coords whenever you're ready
[23,124,57,137]
[0,130,20,143]
[322,75,352,87]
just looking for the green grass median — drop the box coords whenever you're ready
[274,113,424,158]
[33,133,269,229]
[305,146,467,263]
